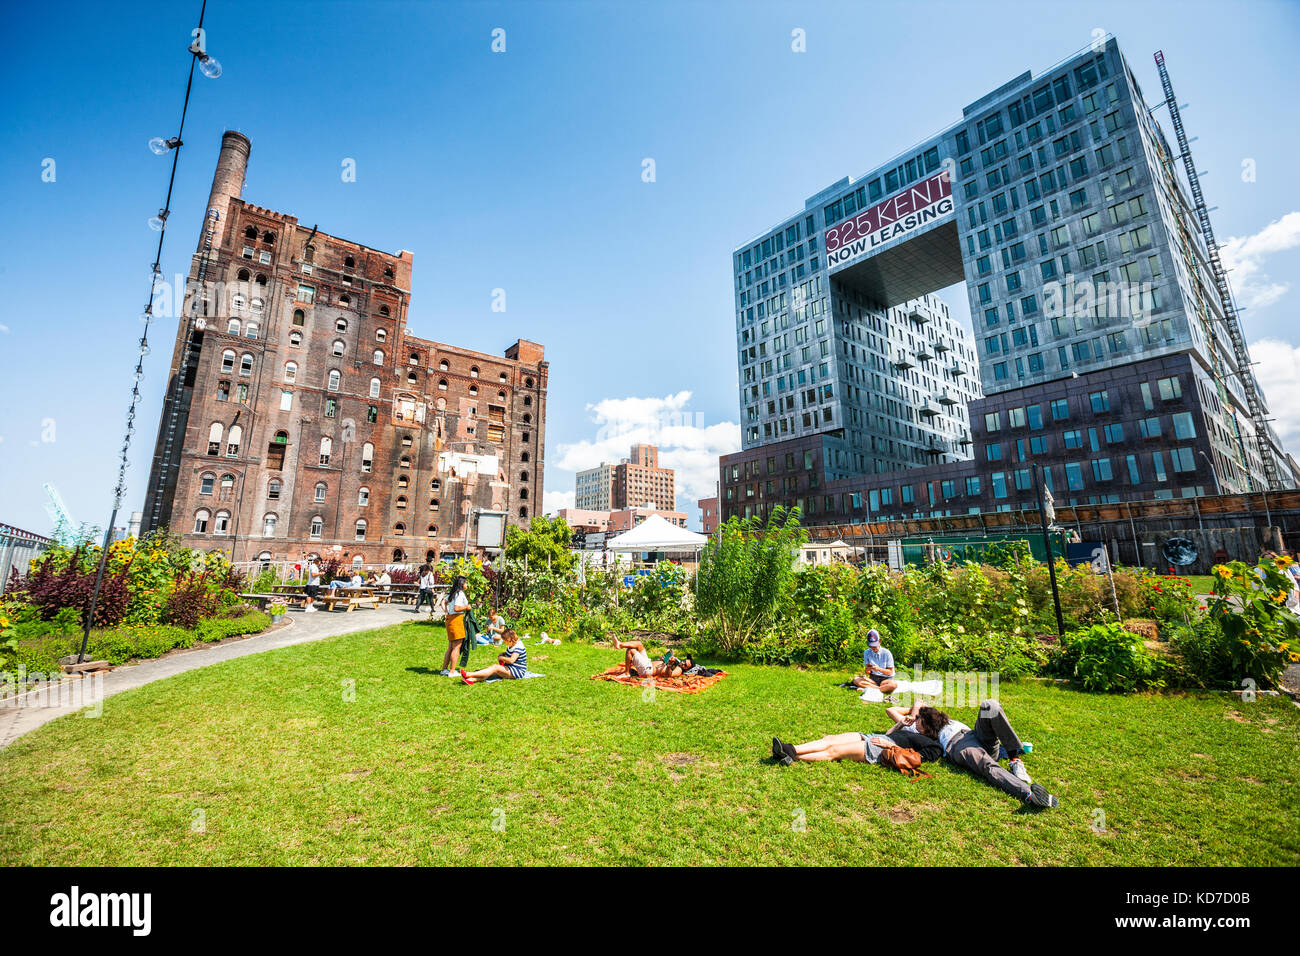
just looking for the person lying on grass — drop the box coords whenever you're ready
[611,636,685,679]
[771,714,941,766]
[850,629,898,696]
[459,630,527,684]
[888,698,1059,809]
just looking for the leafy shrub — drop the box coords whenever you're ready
[194,610,271,644]
[1168,615,1236,689]
[1059,623,1166,693]
[909,627,1046,680]
[1203,557,1300,688]
[164,572,224,628]
[572,611,613,644]
[741,628,820,667]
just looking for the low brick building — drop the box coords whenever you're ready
[142,131,547,565]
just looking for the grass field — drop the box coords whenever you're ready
[2,620,1296,866]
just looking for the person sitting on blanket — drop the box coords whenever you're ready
[611,636,684,679]
[485,608,508,645]
[770,714,942,766]
[851,629,898,697]
[886,699,1059,809]
[459,630,527,685]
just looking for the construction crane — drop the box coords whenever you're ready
[43,482,80,545]
[1152,50,1280,490]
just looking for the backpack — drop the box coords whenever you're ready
[879,746,932,780]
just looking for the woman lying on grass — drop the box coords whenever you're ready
[459,629,526,684]
[771,716,942,766]
[611,636,686,679]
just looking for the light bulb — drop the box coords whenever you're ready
[148,216,165,232]
[139,344,151,356]
[199,55,222,79]
[149,137,169,155]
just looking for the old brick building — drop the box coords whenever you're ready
[142,131,547,564]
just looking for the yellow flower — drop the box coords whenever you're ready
[1276,555,1294,568]
[1290,653,1300,663]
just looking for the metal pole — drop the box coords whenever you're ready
[1032,464,1066,637]
[77,509,119,664]
[1197,451,1222,497]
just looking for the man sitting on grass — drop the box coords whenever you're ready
[851,629,898,698]
[459,630,527,684]
[889,698,1059,809]
[611,636,685,679]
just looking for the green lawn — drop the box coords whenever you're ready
[2,621,1296,866]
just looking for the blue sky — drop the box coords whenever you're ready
[2,0,1298,535]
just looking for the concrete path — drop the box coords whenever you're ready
[0,603,429,749]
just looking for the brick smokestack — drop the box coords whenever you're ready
[202,130,250,249]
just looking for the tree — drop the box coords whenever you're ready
[504,515,576,576]
[695,507,807,653]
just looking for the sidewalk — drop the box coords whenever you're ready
[0,603,429,748]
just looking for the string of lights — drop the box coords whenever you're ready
[77,1,222,663]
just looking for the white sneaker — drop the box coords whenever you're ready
[1010,757,1032,785]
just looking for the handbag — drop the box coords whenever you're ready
[879,745,931,780]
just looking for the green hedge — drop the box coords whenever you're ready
[13,610,271,675]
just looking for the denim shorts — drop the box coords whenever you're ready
[859,733,885,765]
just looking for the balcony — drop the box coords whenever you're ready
[908,308,930,326]
[893,350,915,370]
[919,400,940,418]
[949,361,966,377]
[938,388,958,406]
[934,340,950,353]
[915,342,935,361]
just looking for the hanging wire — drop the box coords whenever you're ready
[78,0,218,663]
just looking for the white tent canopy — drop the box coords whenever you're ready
[604,514,709,553]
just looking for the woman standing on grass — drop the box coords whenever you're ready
[437,574,471,677]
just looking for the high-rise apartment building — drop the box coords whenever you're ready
[574,463,614,511]
[722,37,1294,526]
[142,131,547,563]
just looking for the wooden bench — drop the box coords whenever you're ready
[241,592,306,609]
[314,589,379,613]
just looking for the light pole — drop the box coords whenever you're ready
[1032,463,1066,638]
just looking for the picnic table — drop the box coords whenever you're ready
[313,587,379,612]
[240,592,304,610]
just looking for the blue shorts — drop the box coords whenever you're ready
[506,665,527,680]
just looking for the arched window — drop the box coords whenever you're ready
[399,455,410,469]
[375,328,387,342]
[304,244,315,263]
[427,525,437,535]
[244,226,257,239]
[379,304,391,316]
[245,321,259,338]
[237,268,250,281]
[293,309,305,326]
[521,451,529,463]
[339,294,351,306]
[522,413,532,424]
[289,330,302,347]
[284,361,298,382]
[384,266,394,278]
[310,515,323,539]
[519,506,528,519]
[523,396,532,407]
[358,487,370,506]
[439,359,449,371]
[397,475,409,488]
[226,424,242,457]
[267,478,281,499]
[327,370,340,391]
[361,442,374,473]
[220,349,236,373]
[409,353,420,366]
[207,422,223,456]
[396,496,407,510]
[255,273,267,285]
[352,554,364,568]
[263,513,277,536]
[262,230,275,244]
[470,365,481,378]
[355,519,367,540]
[525,377,534,388]
[214,510,230,534]
[520,471,529,483]
[199,473,215,495]
[193,509,211,533]
[336,317,348,333]
[519,488,528,500]
[250,299,263,315]
[407,371,418,385]
[319,437,332,466]
[332,339,346,356]
[430,478,441,491]
[369,377,381,398]
[499,372,508,382]
[314,482,327,503]
[373,349,385,365]
[344,255,355,269]
[227,318,241,334]
[220,473,235,497]
[430,498,440,511]
[239,353,254,376]
[468,385,478,396]
[232,293,247,312]
[394,523,406,536]
[438,379,448,391]
[498,391,506,400]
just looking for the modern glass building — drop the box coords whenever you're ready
[724,35,1294,526]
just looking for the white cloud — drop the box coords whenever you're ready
[1221,211,1300,310]
[542,489,575,514]
[551,391,741,510]
[1251,337,1300,458]
[0,324,9,333]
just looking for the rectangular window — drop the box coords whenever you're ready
[1089,390,1110,413]
[1065,462,1084,491]
[1050,398,1068,420]
[1172,412,1196,439]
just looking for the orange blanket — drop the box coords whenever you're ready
[590,664,728,694]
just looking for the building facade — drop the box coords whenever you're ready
[697,496,718,534]
[723,36,1294,527]
[574,463,614,511]
[142,131,547,564]
[575,443,676,512]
